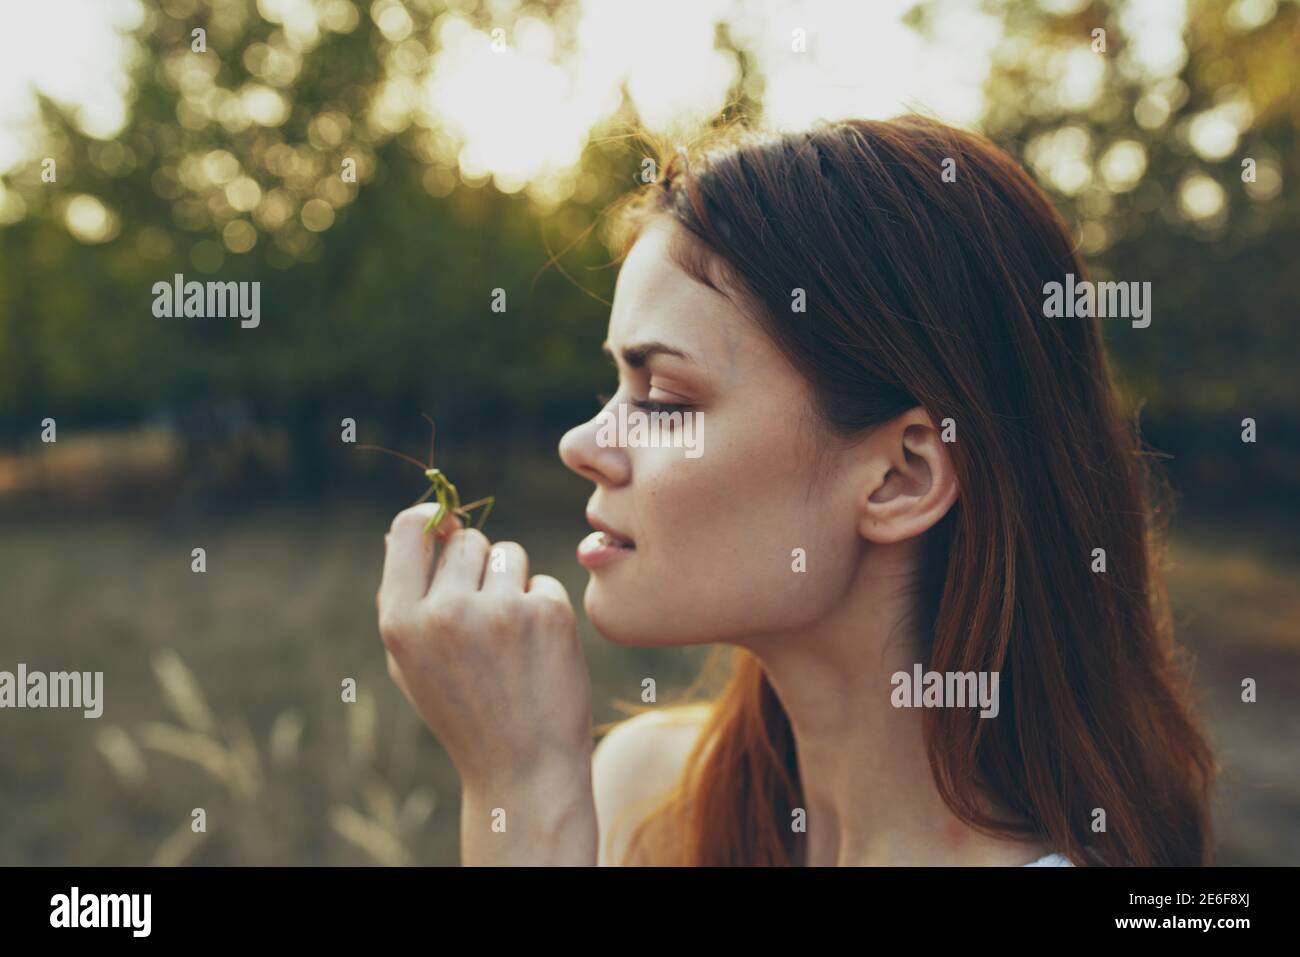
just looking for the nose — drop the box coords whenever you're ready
[559,410,631,487]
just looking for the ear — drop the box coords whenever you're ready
[857,407,959,545]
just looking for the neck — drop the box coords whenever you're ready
[738,539,1043,866]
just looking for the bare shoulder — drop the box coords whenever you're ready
[592,704,712,866]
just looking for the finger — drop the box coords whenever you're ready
[428,509,463,542]
[380,506,462,613]
[526,573,570,604]
[429,526,491,596]
[380,506,436,613]
[481,541,528,595]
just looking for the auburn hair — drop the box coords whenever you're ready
[595,114,1217,866]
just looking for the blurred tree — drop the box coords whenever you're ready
[0,0,1294,495]
[969,0,1300,417]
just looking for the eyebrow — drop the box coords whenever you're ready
[601,340,692,368]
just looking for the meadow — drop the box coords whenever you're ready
[1,444,1294,866]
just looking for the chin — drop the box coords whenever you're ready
[582,580,672,647]
[583,581,642,646]
[583,580,720,648]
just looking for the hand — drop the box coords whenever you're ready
[377,504,597,864]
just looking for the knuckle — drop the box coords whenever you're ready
[389,508,427,535]
[451,527,489,550]
[531,592,575,629]
[487,541,526,574]
[426,593,470,631]
[479,595,522,635]
[377,612,409,650]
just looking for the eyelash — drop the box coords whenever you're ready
[594,392,691,414]
[634,399,690,414]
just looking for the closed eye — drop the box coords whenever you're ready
[596,392,692,415]
[632,399,691,414]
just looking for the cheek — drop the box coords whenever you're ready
[587,442,857,645]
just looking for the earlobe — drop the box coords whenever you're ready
[857,409,959,545]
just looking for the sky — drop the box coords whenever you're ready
[0,0,145,174]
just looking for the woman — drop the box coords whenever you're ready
[376,115,1217,866]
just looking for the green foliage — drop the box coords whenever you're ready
[0,0,1295,439]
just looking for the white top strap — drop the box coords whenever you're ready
[1023,851,1074,866]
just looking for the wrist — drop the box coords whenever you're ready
[460,760,597,866]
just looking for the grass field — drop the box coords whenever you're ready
[0,482,1295,865]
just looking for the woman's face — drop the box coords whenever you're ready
[558,219,869,646]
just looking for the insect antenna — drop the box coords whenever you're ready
[356,443,430,472]
[421,412,437,469]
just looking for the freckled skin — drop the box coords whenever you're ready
[559,220,867,647]
[556,221,1060,866]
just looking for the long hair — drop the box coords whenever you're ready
[600,114,1217,866]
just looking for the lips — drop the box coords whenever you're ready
[585,511,635,549]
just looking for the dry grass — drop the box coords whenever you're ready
[0,490,707,865]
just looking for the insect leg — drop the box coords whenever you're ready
[460,496,494,531]
[424,479,451,534]
[410,482,436,507]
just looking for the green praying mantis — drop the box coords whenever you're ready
[358,414,494,534]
